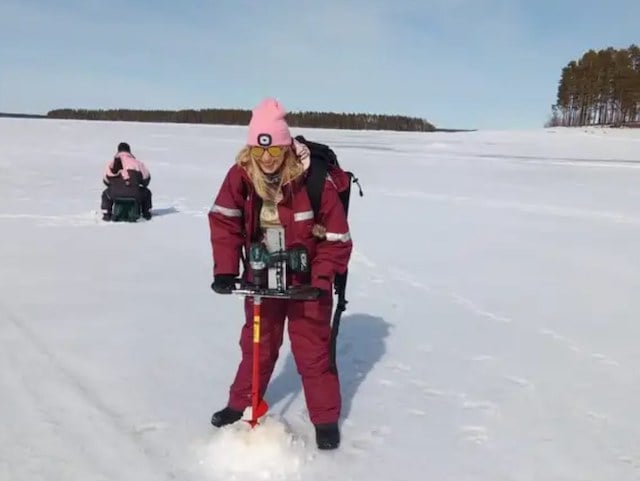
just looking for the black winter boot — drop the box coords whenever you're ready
[211,407,243,427]
[315,423,340,450]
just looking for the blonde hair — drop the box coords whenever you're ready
[236,146,305,201]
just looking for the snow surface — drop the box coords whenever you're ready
[2,118,640,481]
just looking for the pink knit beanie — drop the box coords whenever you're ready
[246,98,292,147]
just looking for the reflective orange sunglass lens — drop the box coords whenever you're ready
[250,146,285,159]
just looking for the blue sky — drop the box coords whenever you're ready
[0,0,638,129]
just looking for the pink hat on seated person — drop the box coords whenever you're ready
[247,98,292,147]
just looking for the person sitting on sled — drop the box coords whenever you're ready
[101,142,152,221]
[208,98,352,450]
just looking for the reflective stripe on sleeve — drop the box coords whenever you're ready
[294,210,314,221]
[210,204,242,217]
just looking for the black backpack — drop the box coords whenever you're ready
[295,135,363,373]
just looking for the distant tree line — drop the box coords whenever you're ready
[0,112,47,119]
[46,108,436,132]
[547,45,640,127]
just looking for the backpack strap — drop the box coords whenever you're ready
[329,273,348,373]
[295,135,357,374]
[297,135,328,220]
[306,157,328,219]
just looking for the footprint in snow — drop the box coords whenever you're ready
[459,425,489,445]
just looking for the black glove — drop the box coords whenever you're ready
[211,274,237,294]
[290,285,324,300]
[310,276,331,299]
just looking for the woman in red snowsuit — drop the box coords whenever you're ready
[208,98,352,450]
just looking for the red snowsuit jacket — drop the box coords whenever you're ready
[208,163,352,293]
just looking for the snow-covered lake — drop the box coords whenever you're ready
[2,118,640,481]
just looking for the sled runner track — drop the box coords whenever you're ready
[473,153,640,167]
[336,144,640,169]
[351,249,640,467]
[372,188,640,226]
[2,304,118,423]
[0,302,183,481]
[386,263,626,373]
[352,249,627,382]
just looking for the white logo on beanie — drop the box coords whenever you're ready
[257,134,272,146]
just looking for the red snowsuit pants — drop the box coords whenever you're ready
[227,294,340,425]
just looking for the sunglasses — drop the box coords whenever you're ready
[249,145,287,160]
